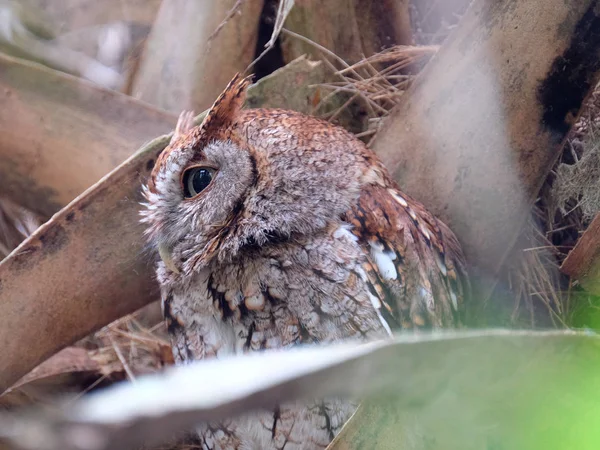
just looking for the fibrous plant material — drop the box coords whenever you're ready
[246,55,341,116]
[551,122,600,225]
[0,304,171,409]
[499,82,600,326]
[250,54,370,133]
[316,45,437,141]
[482,80,600,329]
[279,27,437,137]
[503,210,569,328]
[548,85,600,233]
[0,347,101,408]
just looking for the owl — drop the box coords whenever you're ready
[141,74,468,449]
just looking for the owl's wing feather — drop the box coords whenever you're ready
[345,184,468,329]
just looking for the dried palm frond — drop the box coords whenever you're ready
[505,209,570,328]
[501,82,600,328]
[88,304,173,380]
[319,45,438,140]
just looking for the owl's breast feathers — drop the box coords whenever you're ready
[162,182,468,366]
[343,183,469,329]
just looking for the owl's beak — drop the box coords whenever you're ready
[158,242,180,274]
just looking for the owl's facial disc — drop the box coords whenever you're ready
[144,139,256,273]
[155,164,217,272]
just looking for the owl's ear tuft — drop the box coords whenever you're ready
[200,73,253,134]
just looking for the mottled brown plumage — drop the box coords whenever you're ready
[141,74,468,449]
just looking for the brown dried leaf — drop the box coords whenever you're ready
[0,128,171,393]
[0,53,176,217]
[0,347,99,408]
[561,213,600,296]
[12,348,99,387]
[130,0,264,113]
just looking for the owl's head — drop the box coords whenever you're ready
[141,74,384,277]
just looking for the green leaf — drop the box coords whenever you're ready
[2,330,599,450]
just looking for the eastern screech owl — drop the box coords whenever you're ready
[141,74,468,449]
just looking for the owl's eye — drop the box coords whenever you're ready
[181,166,215,198]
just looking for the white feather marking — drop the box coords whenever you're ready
[367,291,381,309]
[362,167,384,185]
[435,252,448,276]
[367,292,393,337]
[419,286,435,311]
[369,239,384,252]
[333,224,358,243]
[356,267,368,283]
[419,223,431,241]
[450,292,458,311]
[370,242,397,280]
[388,189,408,207]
